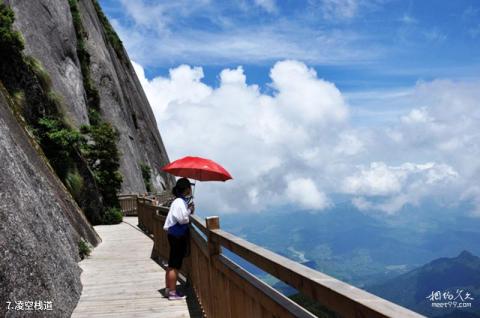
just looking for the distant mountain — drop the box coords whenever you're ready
[220,202,480,290]
[366,251,480,317]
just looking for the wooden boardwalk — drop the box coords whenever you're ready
[72,217,202,318]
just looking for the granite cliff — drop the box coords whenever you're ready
[6,0,174,193]
[0,85,100,317]
[0,0,173,316]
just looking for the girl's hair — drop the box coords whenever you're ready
[172,178,191,197]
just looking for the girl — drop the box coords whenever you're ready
[163,178,194,300]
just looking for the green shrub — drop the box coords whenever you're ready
[81,122,122,208]
[0,3,24,57]
[140,163,153,192]
[68,0,100,114]
[102,207,123,225]
[87,108,101,126]
[78,238,92,260]
[37,117,82,179]
[91,0,124,59]
[65,170,84,200]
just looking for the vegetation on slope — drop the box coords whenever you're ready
[80,123,122,209]
[140,163,153,193]
[68,0,100,120]
[0,2,122,224]
[91,0,125,60]
[68,0,123,218]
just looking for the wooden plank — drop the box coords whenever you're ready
[212,229,425,318]
[219,271,232,318]
[190,227,209,257]
[72,217,202,318]
[215,255,315,318]
[228,278,245,317]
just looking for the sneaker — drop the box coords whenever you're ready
[168,291,186,301]
[163,288,169,298]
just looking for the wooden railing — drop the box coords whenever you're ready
[118,194,137,216]
[122,194,425,318]
[119,191,173,217]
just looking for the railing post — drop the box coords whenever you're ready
[206,216,220,257]
[206,216,221,317]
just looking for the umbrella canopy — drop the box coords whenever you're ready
[161,156,233,182]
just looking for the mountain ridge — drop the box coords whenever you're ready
[366,250,480,317]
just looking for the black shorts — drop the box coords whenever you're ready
[167,234,188,269]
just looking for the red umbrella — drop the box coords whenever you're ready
[161,156,233,182]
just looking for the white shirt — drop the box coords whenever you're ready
[163,198,192,230]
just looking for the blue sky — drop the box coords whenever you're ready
[100,0,480,90]
[98,0,480,217]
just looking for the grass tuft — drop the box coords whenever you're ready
[78,238,92,260]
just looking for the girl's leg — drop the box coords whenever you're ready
[165,270,169,294]
[167,267,177,291]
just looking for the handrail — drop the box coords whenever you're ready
[189,214,207,235]
[121,194,425,318]
[118,194,137,216]
[214,254,316,318]
[211,228,422,318]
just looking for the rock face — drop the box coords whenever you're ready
[78,0,174,193]
[6,0,90,127]
[6,0,175,193]
[0,87,101,317]
[0,0,175,316]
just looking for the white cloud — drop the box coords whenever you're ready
[134,60,348,212]
[334,131,365,155]
[348,79,480,167]
[308,0,381,21]
[461,186,480,217]
[134,60,480,216]
[393,80,480,215]
[254,0,277,13]
[111,1,381,66]
[311,0,359,20]
[343,162,406,196]
[343,162,458,213]
[132,62,211,120]
[270,60,349,125]
[399,14,417,25]
[352,196,372,211]
[220,66,247,85]
[401,107,432,124]
[423,28,447,43]
[285,177,331,210]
